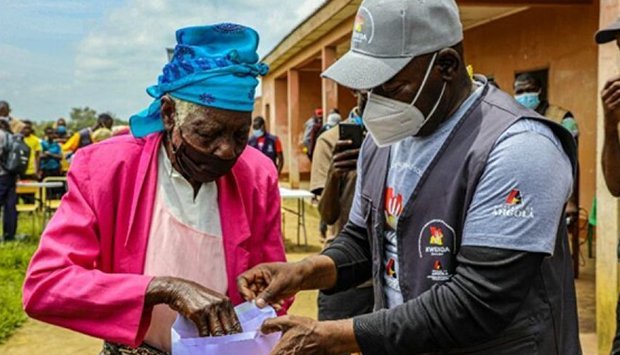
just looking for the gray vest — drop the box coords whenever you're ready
[358,83,579,354]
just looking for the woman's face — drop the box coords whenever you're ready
[171,105,251,161]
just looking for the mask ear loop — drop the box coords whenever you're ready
[410,52,438,107]
[422,81,447,125]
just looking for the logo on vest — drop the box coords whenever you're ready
[385,187,403,229]
[491,189,534,219]
[352,7,375,45]
[427,260,451,282]
[418,220,456,258]
[386,258,397,279]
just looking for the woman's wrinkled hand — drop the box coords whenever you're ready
[146,276,242,337]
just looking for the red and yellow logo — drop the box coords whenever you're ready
[354,15,365,33]
[430,226,444,246]
[386,258,397,278]
[505,189,522,205]
[385,187,404,228]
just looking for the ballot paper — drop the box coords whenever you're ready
[171,302,281,355]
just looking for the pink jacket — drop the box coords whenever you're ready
[23,133,286,347]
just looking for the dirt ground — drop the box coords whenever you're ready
[0,199,598,354]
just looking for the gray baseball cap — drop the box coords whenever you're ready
[596,18,620,44]
[322,0,463,90]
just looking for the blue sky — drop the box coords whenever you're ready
[0,0,324,122]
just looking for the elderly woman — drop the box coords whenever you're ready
[22,24,286,354]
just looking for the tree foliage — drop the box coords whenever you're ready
[31,107,127,137]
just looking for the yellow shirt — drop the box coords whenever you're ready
[23,134,42,176]
[62,132,82,153]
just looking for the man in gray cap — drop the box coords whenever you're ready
[239,1,580,353]
[597,18,620,355]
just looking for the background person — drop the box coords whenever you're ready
[310,101,373,324]
[302,108,323,161]
[0,117,18,242]
[40,126,63,179]
[62,113,114,155]
[248,116,284,175]
[21,120,41,181]
[596,17,620,355]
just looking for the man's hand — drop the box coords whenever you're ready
[602,76,620,129]
[237,262,305,309]
[237,256,338,309]
[261,316,358,355]
[145,276,242,337]
[331,140,360,179]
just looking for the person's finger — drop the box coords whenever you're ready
[261,316,294,334]
[609,97,620,111]
[334,159,357,168]
[334,140,353,148]
[256,283,279,308]
[603,85,620,105]
[229,306,243,334]
[207,308,225,337]
[237,275,257,301]
[604,77,620,90]
[333,149,360,161]
[256,275,284,308]
[604,89,620,108]
[218,304,242,334]
[190,312,211,337]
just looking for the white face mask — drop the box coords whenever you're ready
[362,52,447,147]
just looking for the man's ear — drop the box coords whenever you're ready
[161,95,176,131]
[436,48,461,82]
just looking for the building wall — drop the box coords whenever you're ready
[261,17,356,179]
[463,4,599,210]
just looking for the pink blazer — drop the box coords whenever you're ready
[23,133,287,347]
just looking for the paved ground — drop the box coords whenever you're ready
[0,199,599,354]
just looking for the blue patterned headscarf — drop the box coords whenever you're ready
[129,23,269,138]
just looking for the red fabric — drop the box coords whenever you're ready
[23,133,288,347]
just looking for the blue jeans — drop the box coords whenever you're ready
[0,174,17,241]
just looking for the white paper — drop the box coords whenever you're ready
[171,302,281,355]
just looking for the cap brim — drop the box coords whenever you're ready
[596,19,620,44]
[321,50,413,90]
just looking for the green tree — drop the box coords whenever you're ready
[69,107,98,132]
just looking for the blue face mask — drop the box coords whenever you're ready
[351,115,363,126]
[515,92,541,110]
[252,129,264,138]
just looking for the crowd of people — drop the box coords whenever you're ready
[0,101,126,241]
[10,0,620,354]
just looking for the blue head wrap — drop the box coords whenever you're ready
[129,23,269,138]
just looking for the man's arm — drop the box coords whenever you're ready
[276,152,284,174]
[602,77,620,196]
[273,137,284,175]
[603,122,620,196]
[34,150,41,177]
[62,132,80,153]
[353,247,544,353]
[317,170,343,225]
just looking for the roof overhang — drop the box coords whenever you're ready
[263,0,587,74]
